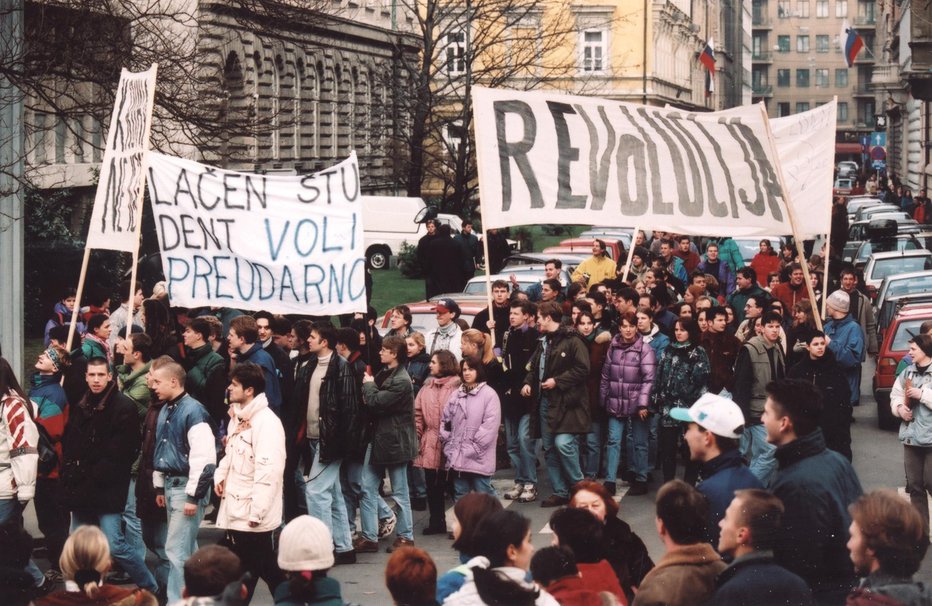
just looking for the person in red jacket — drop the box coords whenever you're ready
[549,507,626,604]
[750,240,781,288]
[532,546,626,606]
[769,264,809,312]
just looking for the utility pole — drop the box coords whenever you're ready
[0,0,25,377]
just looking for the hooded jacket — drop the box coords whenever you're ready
[414,375,461,470]
[525,328,591,438]
[361,365,418,466]
[214,392,285,532]
[600,335,656,418]
[0,391,38,501]
[440,383,501,476]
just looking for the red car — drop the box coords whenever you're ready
[546,238,625,262]
[873,303,932,429]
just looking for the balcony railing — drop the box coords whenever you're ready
[752,84,774,96]
[853,83,875,94]
[752,51,772,61]
[752,16,772,26]
[854,15,876,26]
[871,62,902,89]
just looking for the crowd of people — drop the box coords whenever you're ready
[0,223,930,606]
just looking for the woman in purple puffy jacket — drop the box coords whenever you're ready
[599,311,656,496]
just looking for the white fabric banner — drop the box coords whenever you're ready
[472,87,832,237]
[146,152,367,315]
[86,66,158,252]
[770,101,837,238]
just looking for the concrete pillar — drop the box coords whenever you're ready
[0,0,25,378]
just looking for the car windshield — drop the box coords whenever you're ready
[887,276,932,300]
[858,239,920,261]
[465,278,536,294]
[892,319,930,352]
[871,257,932,281]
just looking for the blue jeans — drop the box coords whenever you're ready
[301,440,353,553]
[452,473,495,501]
[741,424,777,488]
[142,518,169,589]
[583,420,603,479]
[608,415,650,482]
[342,459,394,536]
[163,478,208,603]
[71,510,157,591]
[360,446,413,541]
[0,499,44,586]
[504,414,538,486]
[407,464,427,499]
[122,478,145,563]
[540,398,583,498]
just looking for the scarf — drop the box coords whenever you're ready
[83,332,111,365]
[430,322,458,352]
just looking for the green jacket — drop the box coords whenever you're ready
[524,328,591,438]
[183,343,227,424]
[117,361,152,475]
[361,366,418,466]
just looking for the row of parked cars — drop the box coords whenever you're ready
[849,195,932,429]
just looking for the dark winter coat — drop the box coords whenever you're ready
[502,325,539,420]
[697,449,763,547]
[710,551,814,606]
[772,429,863,599]
[472,304,510,349]
[291,352,361,466]
[406,351,432,396]
[426,235,467,295]
[582,329,612,421]
[728,284,769,324]
[600,334,656,418]
[237,343,282,414]
[361,365,418,466]
[135,399,166,523]
[788,351,853,460]
[525,328,591,438]
[61,383,140,513]
[604,515,654,603]
[650,342,710,426]
[701,331,742,393]
[183,343,228,427]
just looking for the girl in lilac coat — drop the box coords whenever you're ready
[600,311,656,496]
[440,357,502,501]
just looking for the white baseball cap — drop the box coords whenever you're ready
[669,393,745,439]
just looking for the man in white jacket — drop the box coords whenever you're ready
[215,362,286,600]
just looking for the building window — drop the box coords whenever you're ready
[858,1,875,23]
[838,102,849,121]
[797,68,810,87]
[817,35,830,52]
[815,68,829,86]
[581,30,606,72]
[91,117,102,162]
[778,35,791,52]
[294,60,302,160]
[33,112,47,164]
[778,0,790,17]
[445,122,466,157]
[271,55,282,161]
[816,0,828,16]
[797,35,810,52]
[777,69,791,86]
[55,116,66,163]
[796,101,810,112]
[446,31,466,75]
[836,68,848,86]
[836,0,848,16]
[753,0,766,23]
[797,0,809,17]
[778,102,791,116]
[71,117,85,162]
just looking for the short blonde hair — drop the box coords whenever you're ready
[407,331,426,351]
[60,526,110,598]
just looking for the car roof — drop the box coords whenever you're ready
[892,303,932,319]
[881,270,932,284]
[870,250,932,260]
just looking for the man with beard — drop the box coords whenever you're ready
[788,331,852,461]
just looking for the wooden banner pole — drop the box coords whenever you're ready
[620,226,640,282]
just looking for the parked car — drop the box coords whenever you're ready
[874,271,932,316]
[378,295,487,335]
[846,196,885,220]
[851,235,924,269]
[577,229,634,249]
[502,253,586,273]
[863,250,932,293]
[362,196,463,270]
[873,303,932,429]
[834,177,865,196]
[731,236,788,266]
[842,218,920,262]
[556,237,626,261]
[855,205,910,222]
[877,293,932,343]
[837,161,859,178]
[463,269,572,295]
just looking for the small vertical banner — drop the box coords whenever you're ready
[85,66,158,252]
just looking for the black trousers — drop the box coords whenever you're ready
[34,478,70,571]
[423,468,450,530]
[658,426,700,485]
[221,529,286,602]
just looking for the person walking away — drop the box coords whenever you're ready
[824,290,866,408]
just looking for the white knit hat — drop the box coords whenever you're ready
[826,290,850,313]
[277,515,335,571]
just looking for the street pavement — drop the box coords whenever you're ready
[22,357,928,604]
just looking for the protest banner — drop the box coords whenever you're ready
[146,152,367,315]
[472,87,833,237]
[86,66,158,252]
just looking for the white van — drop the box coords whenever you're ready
[361,196,462,269]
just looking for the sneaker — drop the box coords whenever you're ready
[378,511,397,539]
[627,480,648,496]
[333,549,357,565]
[43,569,64,584]
[603,480,616,496]
[503,482,523,500]
[386,537,414,553]
[517,484,538,503]
[353,537,379,553]
[540,494,569,508]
